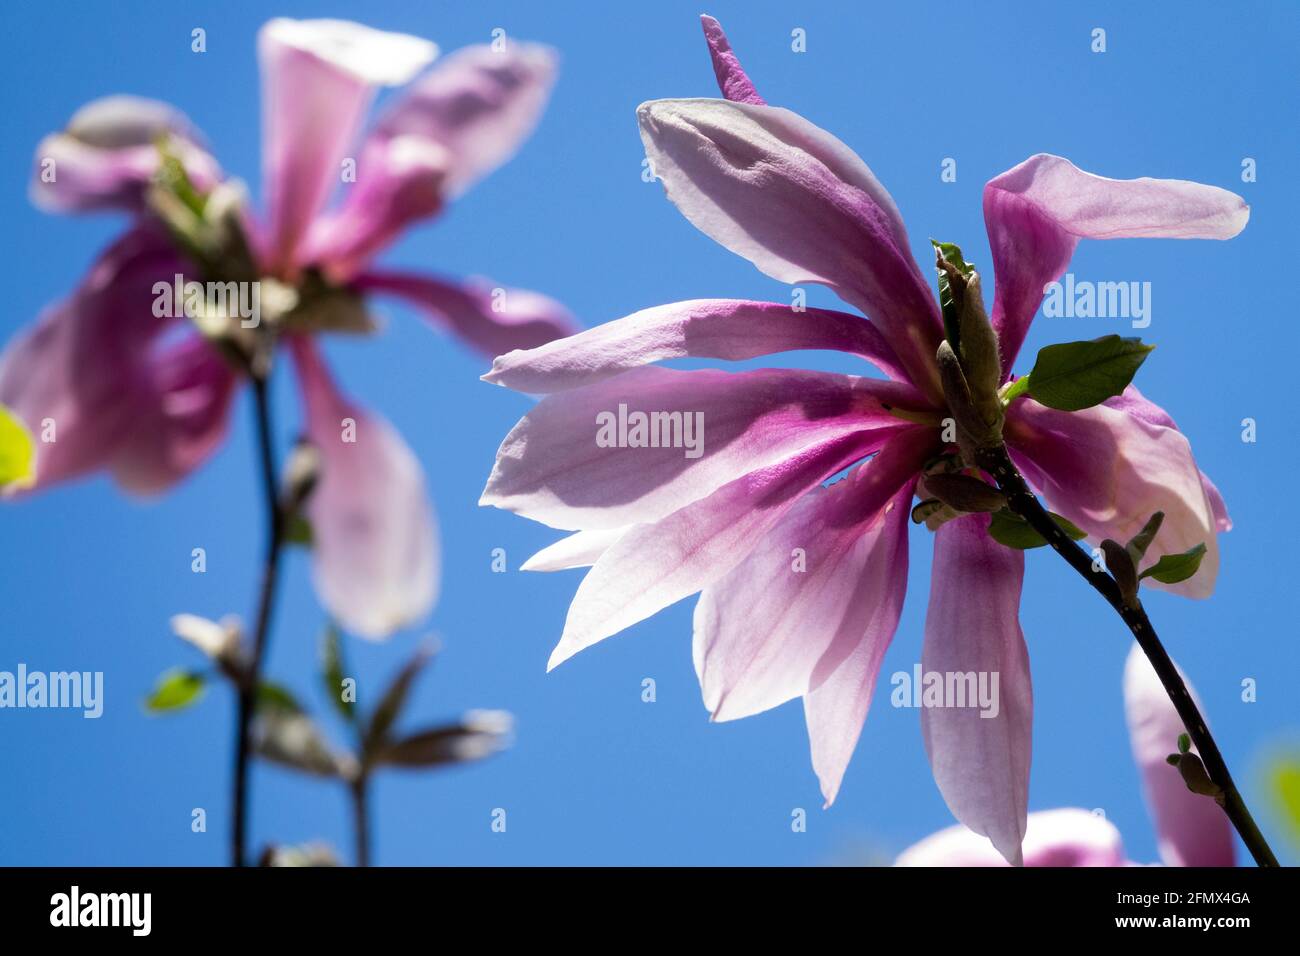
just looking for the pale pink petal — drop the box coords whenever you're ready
[1005,397,1219,598]
[481,365,928,531]
[637,98,942,395]
[896,808,1127,867]
[483,298,910,393]
[1123,645,1235,867]
[30,96,221,214]
[921,513,1032,866]
[521,528,626,572]
[800,481,917,805]
[0,227,183,490]
[370,42,556,200]
[109,335,239,494]
[984,154,1249,373]
[355,270,576,358]
[693,434,927,724]
[548,428,902,670]
[258,18,437,274]
[290,337,438,639]
[700,15,765,105]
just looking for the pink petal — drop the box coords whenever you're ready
[0,226,184,490]
[370,41,556,200]
[290,337,438,639]
[637,98,942,396]
[30,96,221,214]
[483,298,911,393]
[355,270,576,358]
[693,434,927,726]
[921,513,1032,866]
[521,528,626,572]
[699,15,765,105]
[548,428,901,670]
[1123,645,1235,866]
[109,335,238,494]
[896,808,1127,867]
[481,365,928,531]
[1005,397,1220,598]
[984,153,1250,373]
[258,18,437,275]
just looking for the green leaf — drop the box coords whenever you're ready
[1177,733,1191,754]
[1139,543,1208,584]
[1023,335,1155,411]
[256,682,302,715]
[1267,756,1300,841]
[284,513,314,548]
[0,404,35,490]
[253,709,351,779]
[145,669,205,712]
[320,624,355,722]
[363,643,435,756]
[931,240,974,349]
[987,510,1087,550]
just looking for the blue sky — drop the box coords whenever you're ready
[0,0,1296,865]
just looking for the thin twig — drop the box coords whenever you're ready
[351,774,371,868]
[975,443,1278,867]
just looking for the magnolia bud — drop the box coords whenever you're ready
[957,271,1004,421]
[936,340,1001,453]
[1101,539,1139,607]
[921,473,1007,513]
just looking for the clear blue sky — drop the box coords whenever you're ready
[1,0,1296,865]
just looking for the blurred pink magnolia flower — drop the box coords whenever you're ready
[481,15,1243,862]
[1,18,575,638]
[896,646,1234,866]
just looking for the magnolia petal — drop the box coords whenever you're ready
[290,337,438,639]
[110,335,239,494]
[1123,645,1234,867]
[0,227,182,490]
[1005,397,1219,598]
[896,808,1127,867]
[30,95,221,214]
[483,298,911,393]
[548,430,887,670]
[700,15,765,105]
[481,365,924,531]
[693,435,927,725]
[355,270,576,358]
[637,98,942,394]
[371,42,557,200]
[521,528,626,572]
[258,18,437,274]
[921,513,1032,866]
[984,153,1249,373]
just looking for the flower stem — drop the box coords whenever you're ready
[350,774,371,867]
[974,442,1279,867]
[232,371,286,867]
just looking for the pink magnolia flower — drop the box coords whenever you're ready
[481,15,1244,863]
[896,646,1234,866]
[2,19,575,638]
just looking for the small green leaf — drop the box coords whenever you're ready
[363,642,436,756]
[1024,335,1155,411]
[0,404,35,490]
[1000,376,1031,404]
[987,510,1087,549]
[256,682,302,714]
[1139,543,1208,584]
[284,513,314,548]
[145,669,205,712]
[1177,733,1191,754]
[320,624,354,722]
[931,240,974,350]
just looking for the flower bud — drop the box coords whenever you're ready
[1101,538,1139,607]
[921,473,1007,514]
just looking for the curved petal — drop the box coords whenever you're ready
[693,434,927,725]
[637,98,942,395]
[700,15,765,105]
[369,42,556,200]
[1123,645,1235,867]
[984,154,1250,373]
[355,270,576,358]
[548,428,897,670]
[483,298,911,393]
[290,337,438,639]
[0,226,183,490]
[1005,397,1219,598]
[258,18,437,274]
[30,95,221,214]
[921,513,1032,866]
[110,335,239,494]
[896,808,1127,867]
[521,527,626,572]
[481,365,930,531]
